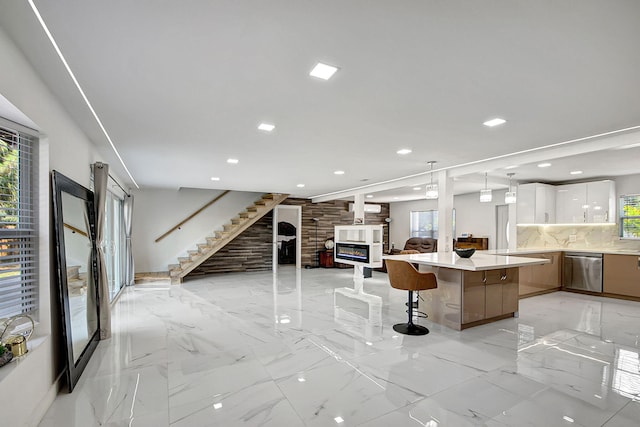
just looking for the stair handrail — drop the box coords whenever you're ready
[155,190,231,243]
[64,223,88,238]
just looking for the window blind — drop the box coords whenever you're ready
[0,124,38,318]
[620,194,640,239]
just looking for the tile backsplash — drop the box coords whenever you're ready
[517,224,640,251]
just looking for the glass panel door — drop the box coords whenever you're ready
[104,191,125,301]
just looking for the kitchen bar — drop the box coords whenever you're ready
[384,252,550,330]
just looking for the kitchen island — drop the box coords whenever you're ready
[384,252,549,330]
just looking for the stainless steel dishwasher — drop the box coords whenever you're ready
[563,252,603,292]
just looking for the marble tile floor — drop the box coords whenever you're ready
[39,267,640,426]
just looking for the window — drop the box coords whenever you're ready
[410,210,438,238]
[620,194,640,239]
[0,123,38,318]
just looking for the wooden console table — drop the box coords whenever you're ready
[456,237,488,250]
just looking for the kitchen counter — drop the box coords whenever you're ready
[384,252,549,330]
[384,251,550,271]
[486,248,640,256]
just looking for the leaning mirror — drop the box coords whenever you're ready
[52,171,100,392]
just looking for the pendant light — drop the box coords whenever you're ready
[425,161,438,199]
[505,173,517,204]
[480,172,492,202]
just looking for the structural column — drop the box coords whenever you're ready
[437,170,454,253]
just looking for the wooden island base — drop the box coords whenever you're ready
[384,251,549,330]
[419,266,520,331]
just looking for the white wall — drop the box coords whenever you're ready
[132,188,262,272]
[0,27,114,426]
[390,192,511,250]
[453,192,503,249]
[389,199,438,250]
[615,173,640,197]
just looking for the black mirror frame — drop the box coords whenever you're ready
[51,170,100,392]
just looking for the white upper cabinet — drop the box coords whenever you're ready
[586,180,616,223]
[517,183,556,224]
[555,180,615,223]
[556,183,588,223]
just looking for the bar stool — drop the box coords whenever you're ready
[386,259,438,335]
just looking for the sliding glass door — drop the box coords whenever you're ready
[104,190,126,301]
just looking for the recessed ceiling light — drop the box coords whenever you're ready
[537,162,552,168]
[213,403,223,410]
[334,416,345,424]
[393,197,399,200]
[413,187,422,191]
[366,194,373,198]
[297,184,305,188]
[210,177,220,181]
[483,118,506,127]
[258,123,275,132]
[505,165,519,170]
[227,158,239,164]
[570,170,583,175]
[396,148,412,155]
[334,170,345,175]
[310,62,339,80]
[297,377,306,382]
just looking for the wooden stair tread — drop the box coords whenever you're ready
[168,192,289,284]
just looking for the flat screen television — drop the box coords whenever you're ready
[335,242,370,264]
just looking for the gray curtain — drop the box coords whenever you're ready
[123,194,134,286]
[83,200,98,338]
[93,162,111,339]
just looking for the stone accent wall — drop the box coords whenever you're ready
[281,198,390,267]
[185,198,390,277]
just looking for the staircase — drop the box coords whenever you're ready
[67,265,87,296]
[168,193,289,284]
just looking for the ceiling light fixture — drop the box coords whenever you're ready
[425,161,439,200]
[397,148,412,155]
[297,184,305,188]
[537,162,552,168]
[227,158,239,164]
[210,177,220,181]
[334,170,345,175]
[310,62,339,80]
[334,416,345,424]
[570,170,583,175]
[505,173,517,204]
[505,165,519,170]
[480,172,492,202]
[258,123,275,132]
[413,187,422,191]
[366,194,373,198]
[483,118,506,127]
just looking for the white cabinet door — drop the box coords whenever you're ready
[517,183,556,224]
[535,184,556,223]
[516,183,536,224]
[586,180,615,223]
[556,183,587,223]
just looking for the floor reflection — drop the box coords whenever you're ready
[40,267,640,427]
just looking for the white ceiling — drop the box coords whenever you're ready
[1,1,640,202]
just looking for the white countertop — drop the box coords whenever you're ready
[485,248,640,256]
[384,252,549,271]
